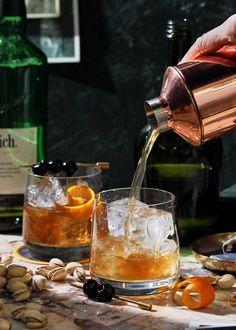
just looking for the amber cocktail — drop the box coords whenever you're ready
[90,188,179,295]
[23,162,102,261]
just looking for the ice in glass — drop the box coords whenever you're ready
[90,188,179,295]
[23,163,102,261]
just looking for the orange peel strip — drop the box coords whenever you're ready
[172,276,215,310]
[67,185,95,205]
[54,185,95,220]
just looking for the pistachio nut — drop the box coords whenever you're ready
[1,256,13,266]
[7,264,27,277]
[47,267,67,281]
[73,267,86,283]
[0,264,7,277]
[25,302,43,312]
[48,258,65,268]
[27,269,33,276]
[217,274,236,289]
[0,299,7,307]
[20,310,47,329]
[21,309,46,323]
[26,321,47,329]
[0,318,11,330]
[22,273,32,284]
[12,288,31,302]
[7,276,25,284]
[0,276,7,289]
[65,262,84,274]
[35,266,53,278]
[11,305,27,319]
[6,280,28,293]
[31,275,47,292]
[0,302,8,318]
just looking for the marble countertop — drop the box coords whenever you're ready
[1,234,236,330]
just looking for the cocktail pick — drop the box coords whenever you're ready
[113,295,152,311]
[69,280,152,311]
[20,161,110,170]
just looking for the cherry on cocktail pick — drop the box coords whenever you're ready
[62,160,78,176]
[47,160,63,174]
[80,279,152,310]
[32,160,48,176]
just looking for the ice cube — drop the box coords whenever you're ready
[129,208,175,251]
[27,177,67,208]
[107,198,146,236]
[106,198,176,253]
[159,239,177,255]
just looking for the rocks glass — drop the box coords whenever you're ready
[23,165,102,261]
[90,187,179,295]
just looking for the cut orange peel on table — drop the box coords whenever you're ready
[54,184,95,219]
[172,276,215,310]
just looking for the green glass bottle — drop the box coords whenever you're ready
[0,0,47,231]
[136,19,222,246]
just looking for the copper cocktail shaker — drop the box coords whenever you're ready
[145,59,236,146]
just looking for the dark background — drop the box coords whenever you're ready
[35,0,236,191]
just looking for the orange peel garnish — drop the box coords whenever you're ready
[172,276,215,310]
[67,185,95,205]
[54,184,95,220]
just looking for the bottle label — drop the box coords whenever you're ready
[0,127,37,194]
[148,163,212,178]
[178,216,218,228]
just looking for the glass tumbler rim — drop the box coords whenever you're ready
[27,164,102,180]
[95,187,175,207]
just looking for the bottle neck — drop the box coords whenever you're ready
[0,16,25,35]
[144,97,171,133]
[0,0,26,35]
[166,18,192,66]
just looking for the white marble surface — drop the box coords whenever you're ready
[0,234,236,330]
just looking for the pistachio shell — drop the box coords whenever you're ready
[0,264,7,277]
[0,276,7,289]
[11,305,27,319]
[35,266,53,278]
[31,275,47,292]
[0,299,7,307]
[7,264,27,277]
[27,269,34,276]
[217,274,236,289]
[22,273,32,284]
[6,280,28,293]
[7,277,25,284]
[48,258,65,268]
[0,318,11,330]
[14,310,26,321]
[26,320,47,329]
[73,267,86,282]
[25,302,43,312]
[12,288,31,302]
[19,310,47,328]
[47,267,67,281]
[22,309,46,323]
[65,262,84,274]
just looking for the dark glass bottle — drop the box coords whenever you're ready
[136,19,222,246]
[0,0,47,231]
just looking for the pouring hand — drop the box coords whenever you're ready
[180,14,236,63]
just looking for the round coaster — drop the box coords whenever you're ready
[12,243,90,265]
[12,243,49,264]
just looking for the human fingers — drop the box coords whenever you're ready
[180,14,236,63]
